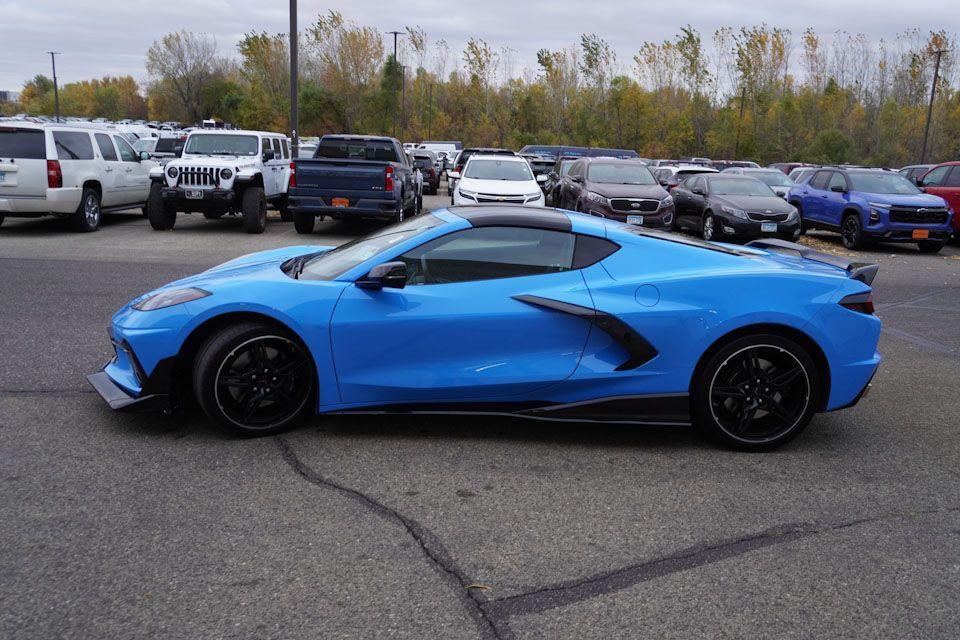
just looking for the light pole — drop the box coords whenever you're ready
[387,30,403,138]
[400,65,407,141]
[289,0,299,157]
[46,51,61,122]
[427,82,434,140]
[920,49,948,164]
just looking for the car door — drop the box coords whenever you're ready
[919,165,955,211]
[93,133,124,206]
[801,170,830,224]
[822,172,849,227]
[329,225,595,405]
[113,135,150,204]
[670,177,692,221]
[686,176,709,227]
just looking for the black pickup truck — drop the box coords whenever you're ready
[288,135,419,233]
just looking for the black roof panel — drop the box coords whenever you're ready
[449,206,572,232]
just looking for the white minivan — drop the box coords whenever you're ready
[0,122,157,231]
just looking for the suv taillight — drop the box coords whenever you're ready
[46,160,62,189]
[840,292,874,314]
[385,165,394,192]
[288,162,296,189]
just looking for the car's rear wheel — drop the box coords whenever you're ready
[841,213,863,249]
[294,210,315,234]
[147,183,176,230]
[691,334,821,451]
[71,188,101,232]
[242,187,267,234]
[193,322,314,436]
[917,239,945,253]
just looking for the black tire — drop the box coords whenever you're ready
[278,196,294,221]
[691,334,821,451]
[147,183,176,230]
[395,199,405,225]
[241,187,267,234]
[294,210,315,234]
[701,211,717,241]
[70,188,102,232]
[0,215,4,227]
[416,193,423,215]
[193,321,314,436]
[793,203,805,235]
[202,211,225,220]
[840,213,863,250]
[917,239,945,253]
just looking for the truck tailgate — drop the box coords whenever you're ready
[294,159,389,194]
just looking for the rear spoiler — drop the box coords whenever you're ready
[746,239,879,286]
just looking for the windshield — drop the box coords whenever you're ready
[133,138,157,153]
[709,178,775,196]
[463,159,533,181]
[559,160,575,176]
[746,170,793,187]
[588,163,655,185]
[299,214,443,281]
[848,172,921,194]
[185,134,258,156]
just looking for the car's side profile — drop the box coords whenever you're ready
[916,162,960,240]
[88,207,881,451]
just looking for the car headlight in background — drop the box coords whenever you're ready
[786,207,799,221]
[523,192,543,201]
[721,205,748,220]
[132,287,211,311]
[457,188,478,202]
[220,168,233,180]
[661,195,674,208]
[586,191,610,206]
[167,166,179,180]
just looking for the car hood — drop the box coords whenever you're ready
[713,194,795,213]
[589,183,667,199]
[172,155,261,168]
[458,177,540,195]
[855,192,947,207]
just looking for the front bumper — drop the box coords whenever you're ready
[86,371,170,412]
[863,226,952,243]
[582,203,675,229]
[162,186,236,210]
[715,214,801,240]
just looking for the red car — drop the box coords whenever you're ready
[918,161,960,238]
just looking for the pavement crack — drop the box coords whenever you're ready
[483,506,960,620]
[274,436,503,640]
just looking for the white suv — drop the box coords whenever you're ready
[450,155,547,206]
[148,129,291,234]
[0,121,156,231]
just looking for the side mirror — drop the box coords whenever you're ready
[691,186,704,195]
[914,176,924,187]
[448,171,461,180]
[830,184,846,193]
[356,261,407,290]
[536,174,549,183]
[262,149,276,162]
[139,151,151,161]
[572,175,583,183]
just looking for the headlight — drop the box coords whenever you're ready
[220,167,233,180]
[721,205,748,220]
[524,192,543,200]
[132,287,211,311]
[661,195,674,208]
[457,188,477,201]
[786,207,799,221]
[586,191,610,206]
[167,166,179,179]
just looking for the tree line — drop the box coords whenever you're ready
[5,12,958,167]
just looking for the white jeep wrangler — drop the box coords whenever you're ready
[146,129,292,233]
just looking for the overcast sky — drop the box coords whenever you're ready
[1,0,957,90]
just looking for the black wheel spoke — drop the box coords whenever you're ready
[769,366,801,387]
[713,386,747,399]
[218,374,252,389]
[766,397,797,425]
[735,406,756,433]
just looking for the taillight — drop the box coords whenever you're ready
[288,162,296,189]
[840,292,874,314]
[46,160,62,189]
[385,165,394,192]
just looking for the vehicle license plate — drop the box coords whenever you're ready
[185,189,203,199]
[627,215,644,225]
[761,222,778,232]
[912,229,929,239]
[332,197,349,207]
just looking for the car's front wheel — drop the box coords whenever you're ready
[841,213,863,249]
[241,187,267,234]
[691,334,821,451]
[147,183,176,230]
[193,322,314,436]
[701,212,716,240]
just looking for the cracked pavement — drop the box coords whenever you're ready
[2,195,960,638]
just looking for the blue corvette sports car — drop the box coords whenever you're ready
[88,206,881,450]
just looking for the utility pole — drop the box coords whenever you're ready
[427,82,434,139]
[289,0,299,157]
[400,65,406,141]
[46,51,61,122]
[920,49,947,164]
[387,30,403,138]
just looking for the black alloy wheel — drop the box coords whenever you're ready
[194,322,314,436]
[841,214,863,249]
[692,335,819,450]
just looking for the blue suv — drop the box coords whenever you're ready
[788,168,952,253]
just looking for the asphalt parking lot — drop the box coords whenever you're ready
[2,187,960,639]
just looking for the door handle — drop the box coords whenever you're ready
[104,167,114,172]
[821,195,828,199]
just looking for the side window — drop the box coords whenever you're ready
[281,138,289,159]
[272,138,282,158]
[809,171,830,190]
[397,226,577,285]
[53,131,95,160]
[944,167,960,187]
[827,172,847,191]
[95,133,118,161]
[113,136,137,162]
[921,165,951,186]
